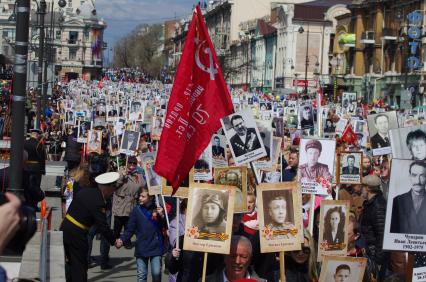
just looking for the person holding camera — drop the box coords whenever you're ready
[60,155,118,282]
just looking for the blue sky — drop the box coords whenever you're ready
[96,0,196,56]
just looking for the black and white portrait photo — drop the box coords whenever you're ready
[77,120,91,143]
[299,104,314,130]
[87,130,102,154]
[211,134,228,168]
[129,101,143,121]
[384,159,426,251]
[298,139,336,195]
[120,130,140,155]
[319,256,367,282]
[389,125,426,160]
[194,145,213,181]
[109,135,120,156]
[254,120,273,170]
[342,92,357,108]
[339,152,362,184]
[65,111,75,125]
[257,183,302,252]
[143,105,156,123]
[324,119,336,134]
[221,109,266,166]
[144,159,162,195]
[184,184,235,254]
[318,200,350,260]
[367,111,398,156]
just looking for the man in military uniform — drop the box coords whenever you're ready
[299,139,332,182]
[61,157,118,282]
[229,115,261,157]
[23,129,46,210]
[267,195,296,239]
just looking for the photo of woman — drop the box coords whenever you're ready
[322,206,345,247]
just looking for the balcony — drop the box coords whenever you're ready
[381,28,397,40]
[361,31,375,44]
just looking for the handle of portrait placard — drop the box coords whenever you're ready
[202,252,208,282]
[161,194,170,229]
[335,184,339,200]
[279,251,286,282]
[308,195,316,236]
[250,162,260,185]
[176,197,180,249]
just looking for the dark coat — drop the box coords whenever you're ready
[212,145,225,158]
[323,228,345,245]
[370,133,390,149]
[230,128,261,157]
[390,190,426,234]
[359,192,387,265]
[24,137,46,174]
[120,203,167,258]
[341,166,360,175]
[64,134,82,162]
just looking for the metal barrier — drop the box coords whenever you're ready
[39,202,53,282]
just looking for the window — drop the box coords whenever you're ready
[68,0,72,7]
[2,29,15,39]
[69,47,77,60]
[68,31,78,44]
[56,30,61,39]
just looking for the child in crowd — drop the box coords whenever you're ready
[242,192,258,235]
[116,187,167,282]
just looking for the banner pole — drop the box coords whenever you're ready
[176,197,180,248]
[201,252,208,282]
[279,251,286,282]
[308,195,315,236]
[161,194,170,229]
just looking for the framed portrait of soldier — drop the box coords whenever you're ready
[214,167,247,213]
[389,125,426,160]
[143,105,156,123]
[120,130,140,155]
[184,184,235,254]
[77,120,91,143]
[194,144,213,181]
[129,100,143,121]
[298,138,336,195]
[109,135,120,156]
[161,169,193,198]
[211,134,228,168]
[383,159,426,251]
[319,256,367,282]
[87,130,102,154]
[367,111,398,156]
[253,120,273,170]
[318,200,350,261]
[144,159,162,195]
[298,103,314,130]
[257,182,302,252]
[338,152,362,184]
[65,111,75,125]
[221,109,266,166]
[151,116,163,140]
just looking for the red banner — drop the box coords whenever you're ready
[154,5,234,193]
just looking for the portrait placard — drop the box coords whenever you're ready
[253,120,273,169]
[144,160,162,195]
[120,130,140,156]
[318,200,350,261]
[109,135,120,157]
[389,125,426,160]
[151,116,163,140]
[257,182,303,252]
[194,144,213,181]
[214,167,247,213]
[211,134,228,168]
[298,138,336,195]
[319,256,367,282]
[143,105,156,123]
[161,169,193,198]
[338,152,362,184]
[221,109,266,166]
[77,120,91,143]
[299,103,314,130]
[183,184,235,254]
[413,266,426,282]
[87,130,102,154]
[367,111,398,156]
[383,159,426,252]
[129,101,143,121]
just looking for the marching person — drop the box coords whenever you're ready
[60,156,118,282]
[23,129,46,210]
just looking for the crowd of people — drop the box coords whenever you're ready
[0,67,426,282]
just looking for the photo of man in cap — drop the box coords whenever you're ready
[192,191,227,238]
[299,139,333,183]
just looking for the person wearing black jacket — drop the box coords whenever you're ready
[60,157,118,282]
[63,127,82,171]
[359,174,387,281]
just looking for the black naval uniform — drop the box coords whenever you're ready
[61,187,115,282]
[23,136,46,208]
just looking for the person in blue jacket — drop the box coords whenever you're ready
[116,187,167,282]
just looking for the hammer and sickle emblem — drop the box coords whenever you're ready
[195,39,218,80]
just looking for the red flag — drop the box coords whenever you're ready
[341,124,357,145]
[154,5,234,193]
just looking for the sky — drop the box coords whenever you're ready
[96,0,196,61]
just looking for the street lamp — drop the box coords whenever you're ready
[298,24,310,97]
